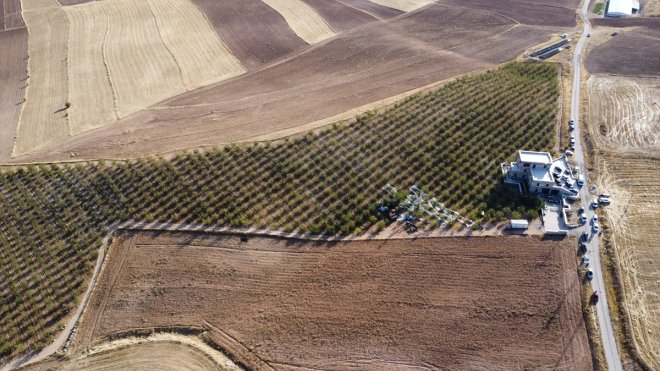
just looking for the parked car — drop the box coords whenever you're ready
[569,119,575,124]
[586,269,594,280]
[591,199,599,209]
[565,150,574,157]
[583,255,590,266]
[592,215,599,223]
[581,232,589,242]
[579,213,587,224]
[591,290,599,304]
[577,174,585,186]
[599,197,612,205]
[587,33,591,37]
[592,222,600,233]
[600,193,610,198]
[579,241,587,254]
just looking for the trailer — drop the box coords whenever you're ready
[509,219,529,229]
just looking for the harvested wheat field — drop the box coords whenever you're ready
[587,75,659,149]
[12,3,564,163]
[368,0,435,12]
[23,333,240,371]
[259,0,336,44]
[74,232,592,370]
[586,74,660,369]
[12,0,245,156]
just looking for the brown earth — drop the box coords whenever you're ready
[10,4,562,163]
[591,16,660,28]
[75,231,593,370]
[435,0,578,27]
[190,0,307,69]
[2,0,24,30]
[0,27,27,161]
[586,27,660,76]
[301,0,378,32]
[336,0,403,20]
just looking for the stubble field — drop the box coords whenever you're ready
[12,3,562,162]
[74,232,592,370]
[586,74,660,369]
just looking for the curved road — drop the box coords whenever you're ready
[571,1,622,369]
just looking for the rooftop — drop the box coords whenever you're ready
[519,150,552,165]
[607,0,634,16]
[531,166,553,182]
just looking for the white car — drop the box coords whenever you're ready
[591,199,599,209]
[579,214,587,224]
[592,222,600,233]
[592,215,598,223]
[598,197,612,205]
[565,150,574,157]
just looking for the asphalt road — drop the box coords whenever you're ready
[571,1,623,369]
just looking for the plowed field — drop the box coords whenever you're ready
[75,232,592,370]
[586,27,660,76]
[13,3,563,162]
[436,0,578,27]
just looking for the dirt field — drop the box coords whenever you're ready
[300,0,378,32]
[1,0,24,30]
[435,0,578,27]
[586,27,660,76]
[587,75,659,149]
[74,232,592,370]
[0,28,27,161]
[586,74,660,369]
[23,333,240,371]
[337,0,403,20]
[11,4,563,163]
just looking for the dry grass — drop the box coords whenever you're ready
[14,6,70,155]
[260,0,336,44]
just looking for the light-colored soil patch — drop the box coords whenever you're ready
[587,75,660,149]
[643,0,660,15]
[145,0,245,90]
[14,5,70,155]
[22,333,240,371]
[65,3,117,135]
[260,0,336,44]
[0,28,27,160]
[20,0,58,11]
[367,0,434,12]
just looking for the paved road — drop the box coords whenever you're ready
[571,1,623,369]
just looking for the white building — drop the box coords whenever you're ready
[606,0,639,17]
[502,150,579,198]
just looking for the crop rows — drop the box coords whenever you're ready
[0,62,558,360]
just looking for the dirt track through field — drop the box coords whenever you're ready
[260,0,336,44]
[76,232,592,370]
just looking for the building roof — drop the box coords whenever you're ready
[607,0,633,16]
[519,150,552,164]
[531,166,553,182]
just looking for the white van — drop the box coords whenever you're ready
[577,174,585,186]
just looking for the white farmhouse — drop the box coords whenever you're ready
[502,150,579,198]
[606,0,639,17]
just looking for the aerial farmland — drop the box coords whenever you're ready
[0,0,656,370]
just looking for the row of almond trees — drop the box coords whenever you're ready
[0,61,558,360]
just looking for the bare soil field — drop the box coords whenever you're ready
[587,75,659,149]
[436,0,578,27]
[586,27,660,76]
[22,334,240,371]
[301,0,378,31]
[591,16,660,28]
[0,28,27,161]
[191,0,307,69]
[337,0,403,20]
[74,232,592,370]
[2,0,24,29]
[11,4,562,163]
[586,74,660,369]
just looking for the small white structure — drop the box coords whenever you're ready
[509,219,529,229]
[606,0,639,17]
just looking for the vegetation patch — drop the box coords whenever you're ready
[0,62,559,361]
